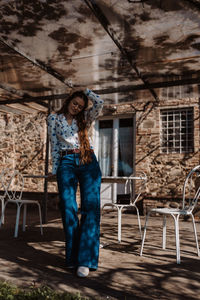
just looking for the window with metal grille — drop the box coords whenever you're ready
[160,108,194,154]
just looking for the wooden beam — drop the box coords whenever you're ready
[7,103,39,114]
[0,76,199,105]
[84,0,159,102]
[0,82,30,98]
[26,102,48,112]
[0,37,73,88]
[0,81,51,109]
[0,104,24,114]
[0,94,67,104]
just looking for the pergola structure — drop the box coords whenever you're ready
[0,0,200,221]
[0,0,200,113]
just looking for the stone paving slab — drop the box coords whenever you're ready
[0,207,200,299]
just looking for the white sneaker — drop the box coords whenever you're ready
[77,266,89,277]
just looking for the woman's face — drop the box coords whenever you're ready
[68,96,85,116]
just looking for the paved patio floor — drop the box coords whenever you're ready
[0,206,200,300]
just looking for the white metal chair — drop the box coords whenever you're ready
[102,172,147,243]
[140,165,200,264]
[0,169,43,238]
[0,168,16,224]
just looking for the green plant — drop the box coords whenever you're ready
[0,281,88,300]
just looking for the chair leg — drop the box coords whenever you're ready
[135,205,142,239]
[0,201,8,227]
[23,204,27,232]
[191,213,200,257]
[140,211,150,256]
[37,203,43,235]
[172,214,180,264]
[163,216,167,249]
[14,204,21,238]
[117,206,123,243]
[1,200,4,224]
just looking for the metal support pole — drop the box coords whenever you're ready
[42,100,51,223]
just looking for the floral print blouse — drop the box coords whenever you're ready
[47,88,104,174]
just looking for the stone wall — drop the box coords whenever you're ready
[105,90,200,212]
[0,112,57,193]
[136,97,200,199]
[0,91,199,211]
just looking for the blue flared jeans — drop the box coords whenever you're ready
[56,152,101,270]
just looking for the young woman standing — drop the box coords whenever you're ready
[47,88,104,277]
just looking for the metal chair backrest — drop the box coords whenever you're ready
[125,172,147,204]
[6,170,24,201]
[182,165,200,212]
[0,168,16,200]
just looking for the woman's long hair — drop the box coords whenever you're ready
[57,91,92,164]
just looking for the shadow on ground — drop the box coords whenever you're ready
[0,207,200,299]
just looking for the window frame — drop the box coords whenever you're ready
[160,107,194,154]
[95,114,136,177]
